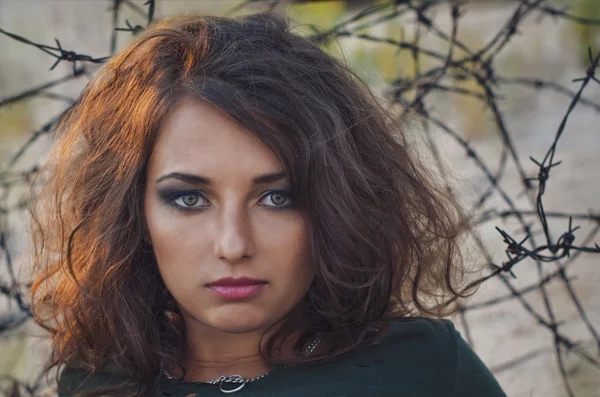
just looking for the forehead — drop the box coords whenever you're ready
[148,97,282,179]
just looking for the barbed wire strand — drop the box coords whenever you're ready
[1,0,599,395]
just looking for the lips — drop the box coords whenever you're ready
[207,284,265,300]
[206,277,267,287]
[205,277,267,300]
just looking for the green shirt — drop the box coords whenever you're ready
[58,317,506,396]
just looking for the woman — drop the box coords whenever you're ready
[28,11,506,397]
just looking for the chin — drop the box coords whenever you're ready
[205,307,275,334]
[215,323,265,334]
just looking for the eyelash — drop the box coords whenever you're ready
[162,189,295,213]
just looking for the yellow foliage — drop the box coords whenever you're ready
[0,101,32,138]
[286,1,345,29]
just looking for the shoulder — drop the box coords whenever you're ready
[383,316,457,341]
[340,317,507,396]
[57,363,131,397]
[371,316,459,358]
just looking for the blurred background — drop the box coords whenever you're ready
[1,0,600,396]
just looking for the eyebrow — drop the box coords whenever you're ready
[155,171,288,186]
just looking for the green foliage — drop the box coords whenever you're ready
[565,0,600,66]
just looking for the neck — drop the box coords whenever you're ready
[179,326,272,382]
[178,357,271,383]
[170,317,303,383]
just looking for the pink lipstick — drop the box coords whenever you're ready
[206,277,267,300]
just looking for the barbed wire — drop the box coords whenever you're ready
[1,0,599,396]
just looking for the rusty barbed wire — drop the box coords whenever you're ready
[1,0,600,396]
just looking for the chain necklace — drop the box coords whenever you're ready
[164,333,321,394]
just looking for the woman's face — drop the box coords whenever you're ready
[144,97,313,334]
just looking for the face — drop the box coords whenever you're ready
[144,97,313,335]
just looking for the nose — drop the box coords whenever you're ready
[213,204,256,263]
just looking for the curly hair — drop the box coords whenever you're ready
[28,11,477,397]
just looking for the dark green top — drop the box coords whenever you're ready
[58,317,506,396]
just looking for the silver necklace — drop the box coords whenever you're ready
[164,333,321,394]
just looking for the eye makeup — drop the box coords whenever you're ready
[156,187,296,213]
[257,190,296,210]
[157,188,210,213]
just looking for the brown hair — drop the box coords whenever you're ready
[28,11,475,396]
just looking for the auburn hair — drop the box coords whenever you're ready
[28,11,476,396]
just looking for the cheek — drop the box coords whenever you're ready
[143,199,209,284]
[265,217,313,286]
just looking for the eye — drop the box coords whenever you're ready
[258,190,295,209]
[171,191,209,211]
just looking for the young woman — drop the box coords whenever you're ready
[29,11,506,397]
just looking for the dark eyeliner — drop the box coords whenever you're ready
[259,189,296,210]
[157,188,208,213]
